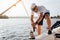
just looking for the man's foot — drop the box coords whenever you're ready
[48,30,52,34]
[29,31,35,39]
[29,37,35,39]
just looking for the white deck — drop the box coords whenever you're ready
[35,33,60,40]
[28,27,60,40]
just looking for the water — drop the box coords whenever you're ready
[0,18,60,40]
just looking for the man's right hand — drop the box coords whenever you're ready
[31,22,36,27]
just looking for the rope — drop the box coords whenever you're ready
[21,0,30,17]
[21,0,38,33]
[0,0,21,15]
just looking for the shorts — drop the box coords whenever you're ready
[37,12,50,25]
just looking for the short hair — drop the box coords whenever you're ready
[31,6,37,11]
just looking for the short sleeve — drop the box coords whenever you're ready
[31,11,34,15]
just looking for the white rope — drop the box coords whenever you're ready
[21,0,30,17]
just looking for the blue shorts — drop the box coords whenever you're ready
[37,12,50,25]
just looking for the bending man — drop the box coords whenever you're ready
[30,3,51,35]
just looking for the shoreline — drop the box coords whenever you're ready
[0,17,60,19]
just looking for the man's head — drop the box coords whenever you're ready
[31,3,38,13]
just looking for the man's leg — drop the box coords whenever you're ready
[37,25,41,35]
[37,16,43,35]
[45,15,51,30]
[45,15,52,34]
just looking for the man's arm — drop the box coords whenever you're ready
[35,12,43,24]
[45,15,51,30]
[30,13,36,32]
[30,13,34,23]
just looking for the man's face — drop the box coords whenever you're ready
[33,6,38,13]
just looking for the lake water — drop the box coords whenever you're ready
[0,18,60,40]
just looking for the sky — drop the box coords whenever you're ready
[0,0,60,17]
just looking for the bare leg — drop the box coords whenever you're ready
[45,15,51,30]
[37,25,41,35]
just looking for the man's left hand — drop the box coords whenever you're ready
[31,22,36,32]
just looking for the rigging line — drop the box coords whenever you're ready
[21,0,38,32]
[21,0,30,17]
[21,0,32,25]
[0,0,21,15]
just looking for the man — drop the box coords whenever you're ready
[30,3,51,35]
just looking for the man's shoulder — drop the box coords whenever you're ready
[38,6,46,8]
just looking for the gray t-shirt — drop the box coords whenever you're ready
[31,6,49,16]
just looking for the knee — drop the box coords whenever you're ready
[45,15,50,19]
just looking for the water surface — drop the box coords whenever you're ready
[0,18,60,40]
